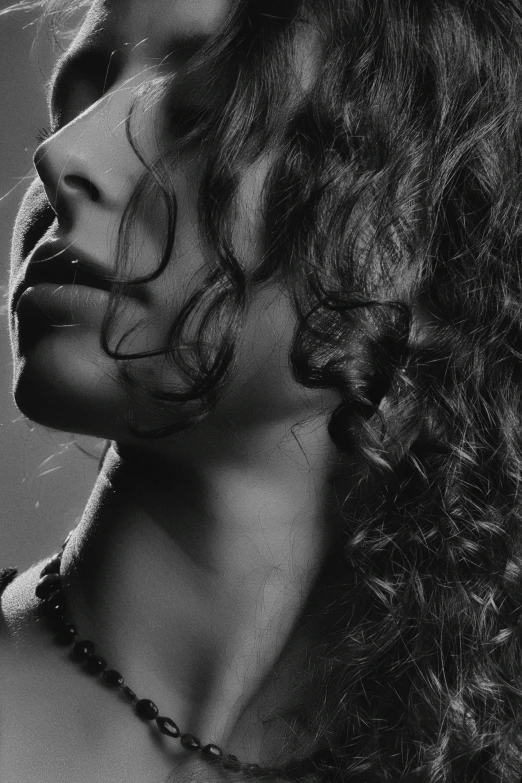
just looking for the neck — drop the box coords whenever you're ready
[60,413,343,759]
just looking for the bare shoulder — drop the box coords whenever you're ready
[0,568,17,633]
[0,568,18,594]
[0,561,46,649]
[0,564,200,783]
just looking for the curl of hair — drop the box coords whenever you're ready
[9,0,522,780]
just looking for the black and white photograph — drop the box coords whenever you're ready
[1,1,522,782]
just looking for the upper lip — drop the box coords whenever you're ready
[16,241,114,306]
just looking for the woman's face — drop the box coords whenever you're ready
[9,0,328,441]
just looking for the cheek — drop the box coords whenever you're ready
[139,150,273,333]
[144,219,207,342]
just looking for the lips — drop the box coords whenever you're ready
[13,242,114,311]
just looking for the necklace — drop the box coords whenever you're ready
[34,531,297,780]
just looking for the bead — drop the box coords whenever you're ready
[223,755,241,771]
[55,623,77,645]
[201,744,223,761]
[42,591,65,612]
[72,640,95,660]
[102,668,124,687]
[156,717,180,738]
[40,555,62,577]
[136,699,159,720]
[180,734,201,751]
[42,599,65,629]
[85,654,107,674]
[123,686,137,702]
[35,573,61,600]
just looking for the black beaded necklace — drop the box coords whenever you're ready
[34,530,283,780]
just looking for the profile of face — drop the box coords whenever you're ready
[9,0,328,443]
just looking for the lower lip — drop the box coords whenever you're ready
[14,283,111,322]
[16,282,111,309]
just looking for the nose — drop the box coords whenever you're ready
[33,73,152,231]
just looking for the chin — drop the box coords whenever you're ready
[12,328,130,439]
[11,330,195,442]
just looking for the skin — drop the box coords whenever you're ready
[1,1,346,781]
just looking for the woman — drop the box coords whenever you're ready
[2,0,522,780]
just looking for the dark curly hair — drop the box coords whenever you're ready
[8,0,522,780]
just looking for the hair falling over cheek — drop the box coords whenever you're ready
[14,0,522,780]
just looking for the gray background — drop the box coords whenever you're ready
[0,3,98,569]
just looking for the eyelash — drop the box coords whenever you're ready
[35,124,56,145]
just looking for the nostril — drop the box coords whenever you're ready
[63,174,101,203]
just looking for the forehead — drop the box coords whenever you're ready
[80,0,233,55]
